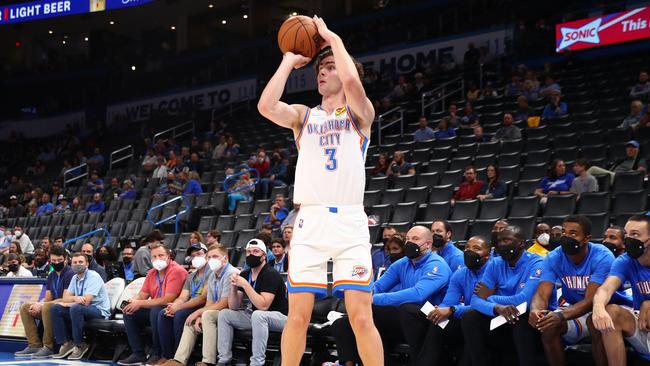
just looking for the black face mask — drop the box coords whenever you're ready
[548,236,562,250]
[122,257,132,265]
[97,253,109,262]
[496,244,519,261]
[404,241,422,259]
[52,261,65,272]
[602,242,619,256]
[389,252,404,263]
[560,236,582,256]
[8,264,18,273]
[432,234,447,248]
[85,254,93,264]
[464,251,484,270]
[35,258,47,267]
[246,254,263,268]
[490,232,499,247]
[625,237,647,259]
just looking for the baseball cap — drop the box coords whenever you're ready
[246,238,267,252]
[186,242,208,256]
[9,195,17,200]
[626,140,640,148]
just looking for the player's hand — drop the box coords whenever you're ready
[528,310,549,329]
[282,52,311,69]
[537,311,563,332]
[639,301,650,332]
[494,305,520,324]
[473,283,495,299]
[312,15,336,48]
[427,307,452,325]
[592,305,615,332]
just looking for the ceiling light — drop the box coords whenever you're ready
[221,19,226,24]
[131,65,136,71]
[243,14,248,19]
[84,37,89,42]
[170,25,176,30]
[109,20,115,25]
[291,12,298,16]
[48,30,53,34]
[208,4,213,8]
[62,40,66,45]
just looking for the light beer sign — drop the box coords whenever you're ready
[0,0,153,25]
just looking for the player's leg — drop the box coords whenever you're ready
[539,316,569,366]
[587,314,608,366]
[280,292,315,366]
[344,290,383,366]
[602,304,637,365]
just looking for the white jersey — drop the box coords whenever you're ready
[293,105,369,206]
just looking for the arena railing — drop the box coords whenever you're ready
[376,106,405,145]
[63,227,112,249]
[153,120,195,145]
[421,76,465,116]
[109,145,134,171]
[211,100,252,123]
[222,168,260,193]
[63,163,88,189]
[147,195,192,234]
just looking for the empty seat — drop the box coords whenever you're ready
[430,185,454,203]
[439,170,463,186]
[364,190,382,207]
[404,186,429,204]
[451,200,479,220]
[577,192,611,214]
[544,194,577,216]
[428,158,448,173]
[253,200,272,215]
[368,176,389,191]
[393,175,417,190]
[469,219,498,239]
[198,216,217,232]
[369,204,392,224]
[526,150,551,165]
[387,222,412,233]
[235,229,258,248]
[234,200,254,215]
[216,215,235,231]
[477,141,500,156]
[520,164,547,180]
[506,216,536,239]
[516,179,542,197]
[130,209,146,222]
[381,189,405,205]
[412,148,431,163]
[584,213,610,241]
[233,214,255,231]
[497,153,521,167]
[115,210,130,223]
[449,157,472,171]
[392,202,417,223]
[110,222,125,237]
[368,224,381,244]
[510,196,540,217]
[474,154,495,170]
[137,221,154,237]
[220,231,237,248]
[123,221,140,238]
[163,234,178,249]
[455,143,477,158]
[501,139,523,154]
[612,171,645,193]
[448,220,469,241]
[479,198,508,220]
[499,165,520,183]
[612,190,647,215]
[416,172,439,187]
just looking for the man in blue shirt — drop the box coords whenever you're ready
[593,215,650,365]
[431,220,464,272]
[86,193,106,213]
[264,195,289,229]
[86,171,104,194]
[542,90,568,119]
[463,225,544,366]
[371,226,397,275]
[36,193,54,216]
[119,179,138,200]
[180,171,203,195]
[530,215,632,366]
[122,246,135,281]
[331,225,451,365]
[413,116,435,142]
[399,235,490,366]
[50,252,110,360]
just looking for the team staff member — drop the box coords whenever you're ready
[602,225,626,257]
[431,220,464,272]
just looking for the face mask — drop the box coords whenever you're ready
[625,237,647,259]
[8,264,18,273]
[389,252,404,262]
[52,261,65,272]
[246,254,263,268]
[404,241,422,259]
[122,257,132,264]
[72,264,86,274]
[208,258,223,272]
[14,230,22,238]
[85,254,93,263]
[192,256,207,269]
[496,244,518,261]
[602,242,619,256]
[464,251,484,270]
[97,253,109,262]
[35,258,47,267]
[548,236,562,249]
[153,259,168,271]
[490,232,499,247]
[537,233,550,246]
[560,236,582,256]
[432,234,447,248]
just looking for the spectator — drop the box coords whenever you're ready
[430,220,464,272]
[521,79,539,101]
[94,245,116,270]
[264,195,289,229]
[549,225,563,250]
[259,152,287,198]
[86,193,105,213]
[466,82,480,102]
[16,246,73,359]
[463,42,480,66]
[571,159,599,195]
[81,243,108,282]
[212,135,228,160]
[39,236,52,256]
[118,243,188,366]
[142,149,159,172]
[414,116,436,141]
[472,125,489,143]
[199,141,212,160]
[250,151,270,178]
[527,223,551,257]
[371,153,390,177]
[54,195,70,215]
[434,117,456,139]
[514,95,531,122]
[386,151,415,177]
[162,244,238,366]
[619,100,644,129]
[281,201,300,231]
[86,171,104,194]
[119,179,137,200]
[539,74,561,97]
[14,225,34,254]
[482,82,498,98]
[70,197,83,212]
[186,153,204,176]
[4,253,33,277]
[132,230,165,277]
[376,233,405,279]
[152,156,168,179]
[634,105,650,130]
[459,101,480,128]
[105,178,121,202]
[282,225,293,247]
[50,252,110,360]
[505,75,522,96]
[630,71,650,100]
[588,140,647,183]
[535,159,575,199]
[492,113,522,142]
[206,230,221,246]
[180,171,203,195]
[371,226,397,275]
[602,226,625,257]
[167,151,180,171]
[269,238,289,273]
[36,193,54,216]
[542,90,568,119]
[216,239,287,366]
[7,195,25,218]
[224,136,240,158]
[477,164,507,200]
[446,103,460,127]
[452,166,484,203]
[31,248,50,276]
[122,246,135,281]
[226,172,255,213]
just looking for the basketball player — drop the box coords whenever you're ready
[258,15,383,366]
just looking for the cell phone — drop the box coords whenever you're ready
[119,300,129,310]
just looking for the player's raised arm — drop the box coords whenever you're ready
[313,15,374,129]
[257,52,311,134]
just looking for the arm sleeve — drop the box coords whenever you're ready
[85,275,104,296]
[488,258,544,307]
[183,276,191,291]
[220,275,233,300]
[373,262,451,307]
[373,262,400,294]
[539,253,558,283]
[470,261,498,316]
[440,271,470,318]
[492,182,507,199]
[590,251,614,285]
[165,269,187,296]
[608,256,629,284]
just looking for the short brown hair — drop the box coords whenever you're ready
[207,230,221,241]
[149,242,171,255]
[71,252,88,262]
[313,47,364,79]
[208,243,228,256]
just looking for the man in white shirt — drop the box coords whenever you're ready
[4,253,34,277]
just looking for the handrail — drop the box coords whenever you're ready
[153,120,195,145]
[63,163,88,189]
[147,195,192,234]
[211,100,251,123]
[421,76,465,116]
[375,107,405,145]
[109,145,134,171]
[63,228,111,248]
[222,168,260,193]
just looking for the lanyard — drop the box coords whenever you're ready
[191,268,209,298]
[75,273,86,296]
[213,263,229,302]
[52,273,62,298]
[248,270,258,291]
[155,271,165,298]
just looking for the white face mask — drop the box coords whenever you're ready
[191,256,207,270]
[537,233,550,246]
[152,259,168,271]
[14,230,22,238]
[208,258,223,272]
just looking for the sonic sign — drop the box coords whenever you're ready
[556,7,650,53]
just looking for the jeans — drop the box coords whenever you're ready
[217,309,287,366]
[259,178,285,198]
[157,306,198,359]
[228,194,249,212]
[50,304,103,346]
[123,306,165,358]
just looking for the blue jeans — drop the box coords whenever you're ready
[157,306,199,359]
[260,178,285,198]
[50,304,103,345]
[123,306,164,358]
[228,193,249,212]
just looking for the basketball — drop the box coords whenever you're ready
[277,15,322,59]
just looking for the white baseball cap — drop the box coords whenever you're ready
[246,239,266,252]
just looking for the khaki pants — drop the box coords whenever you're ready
[19,302,55,349]
[174,309,220,365]
[587,166,615,185]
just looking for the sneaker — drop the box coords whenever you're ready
[144,354,162,366]
[321,362,340,366]
[162,360,185,366]
[14,346,40,357]
[151,357,168,366]
[118,354,147,366]
[51,342,75,359]
[31,347,55,359]
[68,343,89,360]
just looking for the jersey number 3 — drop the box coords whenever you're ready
[324,148,337,171]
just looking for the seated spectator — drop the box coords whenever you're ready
[50,252,109,360]
[152,156,168,179]
[226,172,255,213]
[122,246,135,282]
[521,79,539,101]
[505,75,522,96]
[186,153,204,175]
[375,232,405,279]
[31,248,50,276]
[224,136,240,158]
[602,226,625,257]
[70,197,83,212]
[36,193,54,216]
[570,159,599,195]
[535,159,575,198]
[264,194,289,229]
[105,178,121,202]
[386,151,415,177]
[94,245,117,272]
[472,125,489,143]
[16,246,72,358]
[539,74,561,97]
[281,202,299,231]
[39,236,52,256]
[431,220,464,272]
[282,225,293,248]
[371,153,390,177]
[180,171,202,195]
[492,113,522,142]
[250,151,270,178]
[142,149,158,172]
[260,152,287,198]
[634,105,650,130]
[132,230,165,278]
[619,100,644,129]
[477,164,507,200]
[86,148,105,171]
[206,230,221,246]
[434,117,456,139]
[269,238,289,273]
[452,166,484,203]
[629,70,650,100]
[167,151,180,171]
[54,195,70,215]
[14,225,34,254]
[466,82,480,101]
[118,243,188,366]
[527,223,551,257]
[4,253,33,277]
[460,101,480,128]
[81,243,108,282]
[414,116,436,141]
[514,95,531,122]
[541,90,568,119]
[86,171,104,194]
[216,239,287,366]
[446,103,460,127]
[86,193,105,213]
[7,195,25,218]
[212,135,228,160]
[588,140,647,184]
[119,179,137,200]
[482,81,498,98]
[199,141,212,160]
[372,226,397,275]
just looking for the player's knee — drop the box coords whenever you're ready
[605,304,623,323]
[286,310,311,328]
[348,311,374,332]
[19,303,31,312]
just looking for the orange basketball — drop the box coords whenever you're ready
[277,15,322,59]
